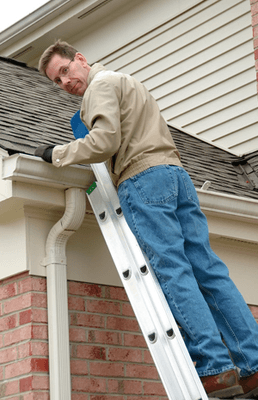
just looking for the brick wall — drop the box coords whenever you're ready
[251,0,258,85]
[0,272,166,400]
[0,272,49,399]
[1,272,258,400]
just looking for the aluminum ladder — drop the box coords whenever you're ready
[87,162,209,400]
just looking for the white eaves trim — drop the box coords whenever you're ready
[197,188,258,223]
[2,153,95,190]
[2,153,258,224]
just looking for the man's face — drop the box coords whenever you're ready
[46,52,90,96]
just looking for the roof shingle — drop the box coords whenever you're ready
[1,57,258,200]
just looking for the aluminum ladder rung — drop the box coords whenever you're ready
[88,162,208,400]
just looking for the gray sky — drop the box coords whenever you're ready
[0,0,50,32]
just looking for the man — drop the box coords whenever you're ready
[36,40,258,398]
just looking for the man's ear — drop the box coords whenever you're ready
[74,52,88,67]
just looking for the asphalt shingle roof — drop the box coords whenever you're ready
[1,57,258,200]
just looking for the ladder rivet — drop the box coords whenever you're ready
[148,332,156,343]
[140,265,148,274]
[123,270,130,279]
[99,211,106,221]
[166,328,174,338]
[116,207,123,216]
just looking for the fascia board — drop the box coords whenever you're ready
[2,153,95,189]
[2,153,258,228]
[0,0,103,55]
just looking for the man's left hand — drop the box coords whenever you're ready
[34,145,55,163]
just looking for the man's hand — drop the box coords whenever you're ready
[34,145,55,163]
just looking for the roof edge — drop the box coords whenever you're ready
[2,153,95,190]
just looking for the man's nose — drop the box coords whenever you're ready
[61,76,71,86]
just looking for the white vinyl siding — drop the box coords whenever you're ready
[99,0,258,156]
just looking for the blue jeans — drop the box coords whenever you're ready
[118,165,258,377]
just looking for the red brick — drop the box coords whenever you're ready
[19,309,32,325]
[71,313,105,329]
[108,379,142,395]
[0,346,17,363]
[4,325,32,346]
[18,342,32,358]
[69,328,87,342]
[252,13,258,26]
[69,282,102,297]
[106,316,140,332]
[23,393,50,400]
[87,300,121,315]
[69,297,85,311]
[4,293,32,315]
[90,362,124,377]
[104,287,128,301]
[20,376,33,392]
[72,377,106,393]
[128,397,160,400]
[31,358,49,372]
[127,396,161,400]
[249,305,258,319]
[143,349,154,364]
[76,344,106,360]
[31,309,48,324]
[32,325,48,340]
[5,359,32,379]
[143,381,166,396]
[18,276,47,294]
[0,379,19,396]
[72,395,89,400]
[31,293,47,308]
[5,358,48,379]
[124,333,147,348]
[30,342,48,357]
[254,37,258,48]
[122,303,134,317]
[1,271,28,285]
[71,360,88,375]
[32,376,49,390]
[253,25,258,38]
[108,348,142,363]
[0,282,17,300]
[0,366,3,380]
[88,330,122,345]
[126,364,159,380]
[251,2,258,15]
[20,375,49,392]
[0,314,18,332]
[90,396,124,400]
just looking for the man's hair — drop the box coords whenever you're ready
[38,39,78,78]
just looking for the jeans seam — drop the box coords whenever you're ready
[198,281,252,373]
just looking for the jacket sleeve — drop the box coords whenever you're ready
[52,78,122,168]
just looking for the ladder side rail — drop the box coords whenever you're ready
[87,188,194,400]
[89,163,208,400]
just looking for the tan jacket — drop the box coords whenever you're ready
[52,64,182,186]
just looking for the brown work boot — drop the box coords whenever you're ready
[200,369,244,398]
[238,371,258,398]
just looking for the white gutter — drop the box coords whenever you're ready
[42,187,86,400]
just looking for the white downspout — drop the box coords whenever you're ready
[42,187,86,400]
